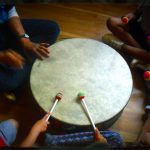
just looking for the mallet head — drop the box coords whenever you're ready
[55,92,63,101]
[121,16,129,24]
[78,92,85,101]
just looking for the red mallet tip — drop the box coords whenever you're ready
[78,92,85,101]
[121,16,129,24]
[55,93,63,101]
[143,71,150,80]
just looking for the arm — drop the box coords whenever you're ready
[0,50,24,68]
[20,113,50,147]
[121,44,150,63]
[7,6,50,60]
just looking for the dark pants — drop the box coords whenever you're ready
[0,19,60,92]
[129,21,150,110]
[129,21,149,51]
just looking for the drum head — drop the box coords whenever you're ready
[30,38,133,126]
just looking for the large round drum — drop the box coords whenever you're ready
[30,38,133,130]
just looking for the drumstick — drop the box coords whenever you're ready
[78,92,96,131]
[46,92,63,122]
[78,92,107,143]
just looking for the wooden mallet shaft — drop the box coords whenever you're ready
[78,92,96,131]
[78,92,107,143]
[46,92,62,122]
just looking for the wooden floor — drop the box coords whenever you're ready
[0,3,146,145]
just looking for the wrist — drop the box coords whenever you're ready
[19,37,31,47]
[18,33,30,44]
[18,33,29,39]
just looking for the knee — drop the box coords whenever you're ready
[106,17,118,32]
[47,20,60,36]
[8,119,19,129]
[6,81,21,91]
[0,80,19,92]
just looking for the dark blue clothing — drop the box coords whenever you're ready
[0,18,60,92]
[45,130,123,147]
[0,5,13,24]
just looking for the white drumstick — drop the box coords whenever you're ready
[78,92,96,131]
[78,92,107,143]
[46,92,62,122]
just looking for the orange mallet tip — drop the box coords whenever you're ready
[143,71,150,80]
[121,16,129,24]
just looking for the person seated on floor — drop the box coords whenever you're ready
[0,113,123,147]
[0,113,50,147]
[102,0,150,65]
[0,3,60,101]
[102,0,150,146]
[44,128,123,147]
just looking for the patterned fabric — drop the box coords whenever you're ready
[45,130,123,147]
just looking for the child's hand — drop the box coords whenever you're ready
[20,113,50,147]
[94,128,107,143]
[31,113,50,135]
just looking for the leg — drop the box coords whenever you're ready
[121,44,150,63]
[106,16,141,48]
[44,130,122,147]
[0,63,31,93]
[21,19,60,45]
[0,119,18,146]
[0,19,60,93]
[104,17,150,63]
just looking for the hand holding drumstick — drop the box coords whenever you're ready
[78,92,107,143]
[94,128,107,143]
[21,92,62,147]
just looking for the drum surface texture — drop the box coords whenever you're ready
[30,38,133,126]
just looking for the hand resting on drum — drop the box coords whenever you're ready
[20,38,50,60]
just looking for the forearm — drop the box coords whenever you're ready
[7,16,25,37]
[20,115,50,147]
[121,44,150,63]
[20,129,39,147]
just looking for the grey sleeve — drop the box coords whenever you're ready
[8,6,18,19]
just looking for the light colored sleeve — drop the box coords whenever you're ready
[8,6,18,19]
